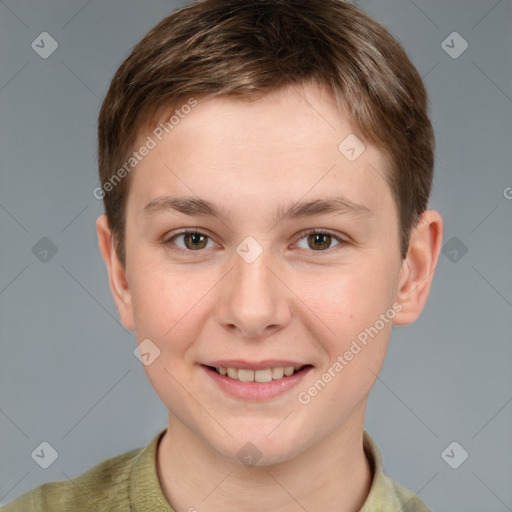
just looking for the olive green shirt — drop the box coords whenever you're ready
[1,429,430,511]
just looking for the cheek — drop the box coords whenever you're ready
[129,260,203,350]
[131,276,176,337]
[296,270,394,421]
[298,261,397,347]
[129,264,209,412]
[129,239,187,316]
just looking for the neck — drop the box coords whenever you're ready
[156,409,373,512]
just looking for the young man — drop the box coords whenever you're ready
[2,0,442,510]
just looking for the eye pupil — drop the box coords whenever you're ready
[309,233,331,250]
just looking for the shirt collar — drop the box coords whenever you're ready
[131,428,173,512]
[130,428,407,512]
[360,430,405,511]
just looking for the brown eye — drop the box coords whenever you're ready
[308,233,332,250]
[295,230,344,252]
[182,232,208,250]
[165,230,215,252]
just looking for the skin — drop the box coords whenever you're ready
[97,82,443,512]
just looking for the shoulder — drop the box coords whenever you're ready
[386,476,431,512]
[1,446,142,512]
[361,431,432,512]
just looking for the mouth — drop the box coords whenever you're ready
[201,362,313,401]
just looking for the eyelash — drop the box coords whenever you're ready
[161,228,348,257]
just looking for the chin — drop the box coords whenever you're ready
[207,423,309,468]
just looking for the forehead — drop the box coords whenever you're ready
[160,85,356,158]
[127,83,393,223]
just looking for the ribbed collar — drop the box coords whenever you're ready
[130,428,414,512]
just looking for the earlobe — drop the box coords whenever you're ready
[96,215,135,331]
[393,210,443,325]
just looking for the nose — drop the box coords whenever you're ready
[215,246,291,339]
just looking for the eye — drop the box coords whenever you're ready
[295,229,345,252]
[164,229,216,252]
[162,228,347,255]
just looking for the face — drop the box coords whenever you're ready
[110,83,409,464]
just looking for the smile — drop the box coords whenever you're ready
[201,363,313,401]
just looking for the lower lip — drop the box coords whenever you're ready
[202,365,312,401]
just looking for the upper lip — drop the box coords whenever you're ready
[202,360,310,370]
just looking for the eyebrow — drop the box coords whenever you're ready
[142,195,373,225]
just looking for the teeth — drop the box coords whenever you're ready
[255,369,272,383]
[284,366,295,376]
[215,366,303,382]
[271,367,284,379]
[238,369,254,382]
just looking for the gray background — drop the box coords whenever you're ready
[0,0,511,510]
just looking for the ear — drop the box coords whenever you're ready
[96,215,135,331]
[393,210,443,325]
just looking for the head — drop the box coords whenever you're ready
[96,0,442,465]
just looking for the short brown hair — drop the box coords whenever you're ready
[98,0,434,264]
